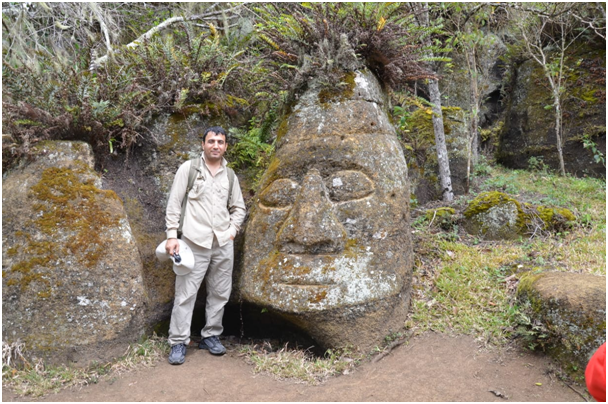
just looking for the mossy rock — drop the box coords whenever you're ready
[425,207,457,230]
[463,191,527,240]
[402,106,463,203]
[517,271,606,379]
[2,141,146,366]
[425,207,456,221]
[498,41,606,177]
[463,192,577,240]
[532,205,576,232]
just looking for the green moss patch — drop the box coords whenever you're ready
[318,71,356,105]
[7,165,120,296]
[533,205,576,231]
[463,191,578,239]
[425,207,456,221]
[425,207,457,230]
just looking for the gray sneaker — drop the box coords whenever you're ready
[199,335,226,355]
[168,343,187,365]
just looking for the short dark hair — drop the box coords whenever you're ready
[202,126,227,142]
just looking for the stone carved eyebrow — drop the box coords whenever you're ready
[258,178,299,209]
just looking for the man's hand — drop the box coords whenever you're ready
[165,238,180,256]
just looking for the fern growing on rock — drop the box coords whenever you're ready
[251,3,434,96]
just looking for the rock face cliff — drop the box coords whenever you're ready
[2,141,145,365]
[237,70,413,351]
[498,44,606,176]
[100,114,216,330]
[439,33,508,193]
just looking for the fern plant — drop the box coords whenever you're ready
[2,9,278,171]
[227,118,274,170]
[250,3,434,95]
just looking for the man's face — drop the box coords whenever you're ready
[240,130,411,313]
[202,131,227,162]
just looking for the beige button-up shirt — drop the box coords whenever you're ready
[165,154,246,248]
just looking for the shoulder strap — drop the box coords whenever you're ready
[177,157,201,238]
[186,156,201,193]
[226,166,235,210]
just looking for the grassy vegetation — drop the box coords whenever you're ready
[2,334,170,397]
[239,342,363,385]
[408,164,606,345]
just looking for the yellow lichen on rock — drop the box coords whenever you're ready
[463,191,527,240]
[2,140,145,366]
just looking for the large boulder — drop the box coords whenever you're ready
[463,191,576,240]
[2,141,146,365]
[236,70,413,351]
[463,191,527,240]
[517,271,606,377]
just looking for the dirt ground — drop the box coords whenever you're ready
[2,332,590,402]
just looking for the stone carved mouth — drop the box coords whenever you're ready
[274,253,338,287]
[277,277,337,287]
[278,282,333,287]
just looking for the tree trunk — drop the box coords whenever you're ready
[428,78,454,201]
[463,48,480,194]
[467,50,480,167]
[419,2,454,202]
[548,75,566,176]
[554,100,566,176]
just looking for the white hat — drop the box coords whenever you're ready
[155,239,195,275]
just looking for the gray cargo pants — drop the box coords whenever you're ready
[168,235,233,346]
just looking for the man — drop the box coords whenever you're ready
[164,126,246,365]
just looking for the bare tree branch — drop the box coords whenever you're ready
[571,11,606,40]
[488,2,578,19]
[89,2,114,60]
[90,4,244,69]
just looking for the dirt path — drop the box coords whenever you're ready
[3,333,588,402]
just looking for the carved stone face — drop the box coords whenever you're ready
[239,71,412,347]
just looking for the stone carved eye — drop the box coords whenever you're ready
[258,178,300,208]
[326,170,374,202]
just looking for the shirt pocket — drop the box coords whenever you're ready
[216,177,230,201]
[188,175,207,200]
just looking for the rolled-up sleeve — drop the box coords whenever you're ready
[165,160,191,240]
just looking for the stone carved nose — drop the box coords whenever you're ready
[277,169,346,254]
